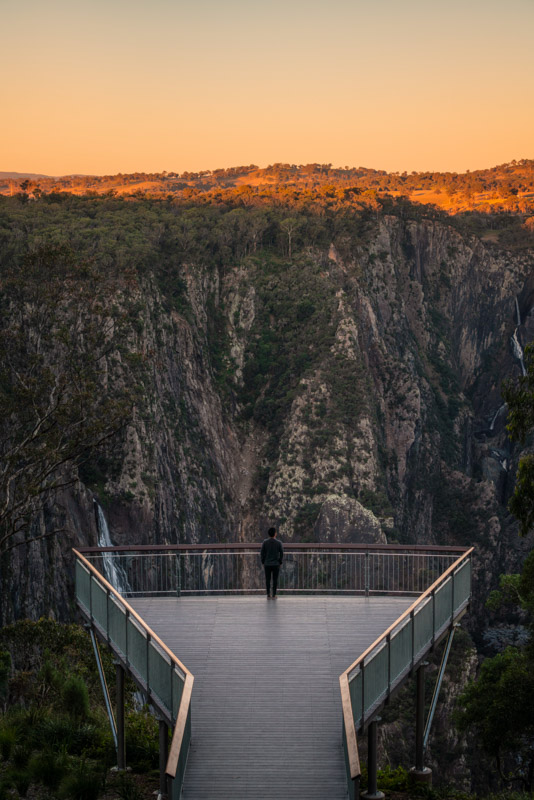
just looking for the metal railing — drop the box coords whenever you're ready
[339,547,473,799]
[74,550,193,800]
[75,542,473,800]
[79,544,465,597]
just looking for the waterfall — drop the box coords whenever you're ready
[95,501,130,595]
[489,403,507,431]
[511,297,527,376]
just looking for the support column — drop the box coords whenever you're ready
[362,719,384,800]
[410,661,432,786]
[158,718,169,799]
[115,661,126,771]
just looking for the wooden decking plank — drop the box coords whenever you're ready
[131,595,412,800]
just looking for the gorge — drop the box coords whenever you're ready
[1,187,534,792]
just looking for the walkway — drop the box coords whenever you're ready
[131,595,413,800]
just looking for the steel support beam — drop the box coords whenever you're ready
[415,661,426,771]
[424,624,458,750]
[115,661,126,771]
[410,661,432,785]
[362,719,384,800]
[158,718,169,799]
[88,627,118,752]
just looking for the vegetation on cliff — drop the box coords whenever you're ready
[0,619,159,799]
[0,240,138,557]
[4,160,534,220]
[456,349,534,792]
[1,186,534,795]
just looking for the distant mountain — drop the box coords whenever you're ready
[0,171,51,179]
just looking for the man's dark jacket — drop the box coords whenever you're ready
[261,537,284,566]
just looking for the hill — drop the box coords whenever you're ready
[2,160,534,216]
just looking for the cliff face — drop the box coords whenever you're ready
[1,212,533,630]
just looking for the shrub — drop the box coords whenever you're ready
[62,675,90,720]
[0,650,10,702]
[59,761,102,800]
[112,771,145,800]
[125,709,159,772]
[8,767,32,797]
[29,749,69,790]
[0,726,16,761]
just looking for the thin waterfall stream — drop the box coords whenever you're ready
[511,297,527,376]
[94,501,130,594]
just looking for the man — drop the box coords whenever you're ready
[261,527,283,598]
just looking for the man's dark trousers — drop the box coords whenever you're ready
[265,565,280,597]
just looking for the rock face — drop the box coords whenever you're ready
[313,495,386,543]
[1,213,533,633]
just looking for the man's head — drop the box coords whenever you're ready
[268,527,277,538]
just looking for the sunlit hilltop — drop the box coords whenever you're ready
[2,161,534,218]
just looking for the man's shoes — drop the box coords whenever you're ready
[266,593,271,598]
[272,595,277,599]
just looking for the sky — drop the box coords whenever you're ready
[2,0,533,176]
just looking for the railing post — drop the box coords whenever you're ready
[176,554,181,597]
[386,633,391,694]
[361,663,365,725]
[106,588,111,645]
[125,609,130,667]
[451,570,455,622]
[365,551,370,597]
[409,661,432,786]
[146,633,151,698]
[431,589,436,647]
[410,609,415,669]
[170,663,174,721]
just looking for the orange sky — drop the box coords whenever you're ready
[2,0,533,176]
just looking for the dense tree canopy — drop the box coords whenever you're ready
[0,242,136,555]
[457,348,534,790]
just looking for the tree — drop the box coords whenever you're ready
[502,344,534,536]
[0,243,137,557]
[280,217,300,260]
[457,646,534,789]
[456,345,534,789]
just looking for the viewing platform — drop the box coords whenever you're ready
[74,544,472,800]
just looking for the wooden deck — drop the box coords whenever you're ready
[131,595,413,800]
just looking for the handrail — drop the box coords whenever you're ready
[74,549,192,676]
[78,542,470,554]
[340,672,360,781]
[344,547,473,677]
[73,549,194,781]
[338,546,473,781]
[166,673,194,778]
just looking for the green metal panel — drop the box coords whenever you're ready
[348,670,363,729]
[170,705,192,800]
[453,560,470,611]
[148,642,173,712]
[363,643,388,714]
[434,576,452,631]
[127,616,148,683]
[91,577,108,631]
[342,723,356,800]
[413,598,433,657]
[108,596,127,656]
[76,561,91,611]
[172,669,184,721]
[390,618,412,684]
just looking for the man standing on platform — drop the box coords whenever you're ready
[261,527,283,598]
